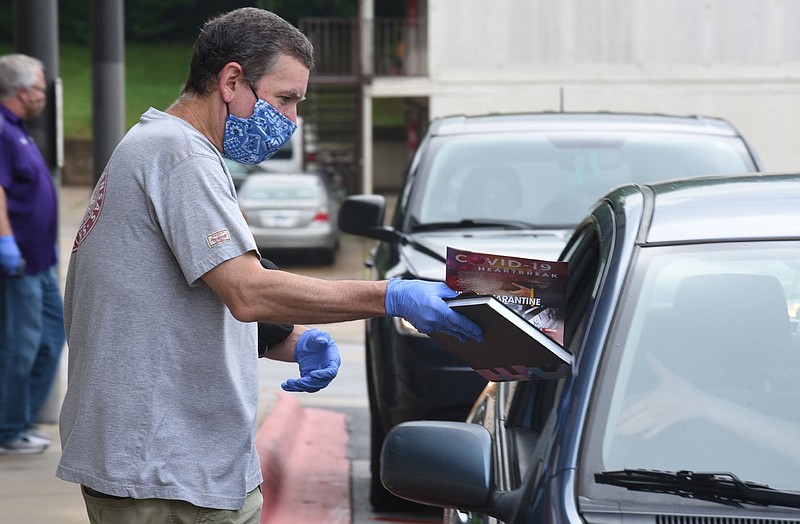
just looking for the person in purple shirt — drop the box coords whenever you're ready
[0,54,64,455]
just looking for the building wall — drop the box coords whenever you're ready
[406,0,800,172]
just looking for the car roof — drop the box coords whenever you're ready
[612,173,800,244]
[431,112,742,138]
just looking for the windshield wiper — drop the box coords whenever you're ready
[595,469,800,510]
[411,219,537,231]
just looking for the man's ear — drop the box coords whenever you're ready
[219,61,244,104]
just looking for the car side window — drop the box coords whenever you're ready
[561,223,602,352]
[510,223,603,433]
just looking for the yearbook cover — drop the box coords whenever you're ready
[444,247,568,344]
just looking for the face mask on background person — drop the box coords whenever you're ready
[222,85,297,165]
[22,81,47,122]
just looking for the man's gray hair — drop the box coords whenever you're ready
[183,7,315,95]
[0,54,44,100]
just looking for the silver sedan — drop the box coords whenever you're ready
[237,173,341,264]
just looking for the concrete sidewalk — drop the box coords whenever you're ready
[0,185,351,523]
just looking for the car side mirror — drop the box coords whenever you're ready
[381,421,493,507]
[380,421,520,521]
[338,194,398,242]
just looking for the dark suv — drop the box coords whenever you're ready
[338,112,762,510]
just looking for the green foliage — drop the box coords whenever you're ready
[5,0,370,45]
[3,0,402,138]
[126,0,212,43]
[373,98,405,127]
[54,0,358,44]
[0,0,12,43]
[1,39,190,138]
[59,0,91,44]
[56,41,399,139]
[59,44,93,137]
[124,43,192,125]
[60,43,192,138]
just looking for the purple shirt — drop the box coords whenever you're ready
[0,105,58,274]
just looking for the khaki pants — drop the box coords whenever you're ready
[81,485,262,524]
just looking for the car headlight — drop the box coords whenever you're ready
[393,316,430,338]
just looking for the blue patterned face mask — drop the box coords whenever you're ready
[222,87,297,165]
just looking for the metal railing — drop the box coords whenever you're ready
[300,17,359,80]
[298,16,428,80]
[372,17,428,77]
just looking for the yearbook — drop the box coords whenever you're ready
[430,293,572,381]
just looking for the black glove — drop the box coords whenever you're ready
[257,322,295,358]
[257,257,295,358]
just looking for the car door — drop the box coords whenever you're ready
[448,207,614,524]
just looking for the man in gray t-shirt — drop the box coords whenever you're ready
[56,7,481,523]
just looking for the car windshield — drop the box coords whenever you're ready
[584,240,800,499]
[410,132,755,228]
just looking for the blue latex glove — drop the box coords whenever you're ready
[385,279,483,342]
[282,328,341,393]
[0,235,22,276]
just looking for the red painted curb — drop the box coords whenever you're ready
[255,392,304,521]
[255,391,350,523]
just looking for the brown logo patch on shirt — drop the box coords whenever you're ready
[206,229,231,248]
[73,167,108,253]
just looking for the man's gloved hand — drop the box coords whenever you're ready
[281,328,341,393]
[0,235,22,276]
[385,279,483,342]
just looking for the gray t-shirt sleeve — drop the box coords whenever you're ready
[150,153,257,285]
